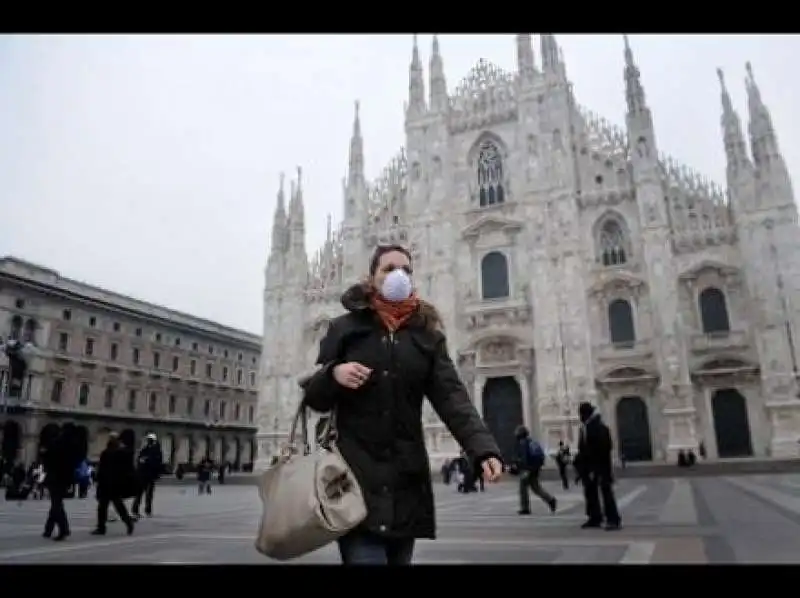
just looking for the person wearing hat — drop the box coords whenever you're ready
[574,402,621,530]
[131,433,163,519]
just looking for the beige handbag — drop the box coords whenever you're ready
[255,404,367,561]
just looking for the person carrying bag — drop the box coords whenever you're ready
[255,398,367,561]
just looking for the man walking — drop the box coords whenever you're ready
[515,425,557,515]
[132,433,163,519]
[574,402,621,530]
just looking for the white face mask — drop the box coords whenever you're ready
[381,268,413,302]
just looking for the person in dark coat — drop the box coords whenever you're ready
[91,433,136,535]
[302,244,504,565]
[574,402,621,530]
[40,424,80,541]
[132,433,163,518]
[554,441,571,490]
[515,425,557,515]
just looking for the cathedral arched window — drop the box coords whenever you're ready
[598,219,629,266]
[608,299,635,345]
[699,287,730,334]
[481,251,510,300]
[477,141,505,207]
[9,315,22,341]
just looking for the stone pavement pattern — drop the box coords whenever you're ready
[2,474,800,563]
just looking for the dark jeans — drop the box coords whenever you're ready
[519,470,554,511]
[44,488,69,536]
[132,479,156,515]
[97,496,134,531]
[557,465,569,490]
[583,472,621,525]
[337,531,415,565]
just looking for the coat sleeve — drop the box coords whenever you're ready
[301,319,345,413]
[425,333,503,466]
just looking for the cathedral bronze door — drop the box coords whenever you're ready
[481,377,524,465]
[615,396,653,462]
[712,388,753,458]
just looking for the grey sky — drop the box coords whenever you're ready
[1,34,797,336]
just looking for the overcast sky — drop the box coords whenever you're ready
[1,34,797,335]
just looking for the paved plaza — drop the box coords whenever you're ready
[2,473,800,564]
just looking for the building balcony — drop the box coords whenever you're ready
[593,339,654,363]
[689,330,749,354]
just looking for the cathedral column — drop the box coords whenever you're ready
[473,375,485,418]
[514,372,531,430]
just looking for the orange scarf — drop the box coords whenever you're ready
[370,292,420,332]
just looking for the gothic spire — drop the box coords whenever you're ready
[540,34,559,72]
[516,34,535,79]
[348,100,364,187]
[270,172,287,254]
[407,34,426,119]
[717,68,752,182]
[623,35,647,115]
[745,61,782,168]
[745,61,793,202]
[429,35,448,113]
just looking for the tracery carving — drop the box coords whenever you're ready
[476,140,506,207]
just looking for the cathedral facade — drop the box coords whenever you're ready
[256,34,800,470]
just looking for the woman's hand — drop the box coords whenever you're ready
[333,362,373,389]
[481,457,503,483]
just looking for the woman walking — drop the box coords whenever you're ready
[303,244,503,565]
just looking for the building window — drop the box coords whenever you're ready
[169,394,177,414]
[14,298,24,309]
[9,315,22,340]
[222,366,229,381]
[208,345,214,355]
[599,219,629,266]
[78,383,90,406]
[699,287,731,334]
[192,342,198,351]
[155,333,162,343]
[224,349,229,358]
[234,403,241,420]
[608,299,636,345]
[51,379,64,403]
[127,389,137,412]
[237,352,243,362]
[251,356,257,365]
[104,386,114,409]
[110,343,118,361]
[204,400,211,417]
[89,316,96,327]
[248,405,254,423]
[58,333,69,352]
[250,372,256,387]
[480,251,510,300]
[219,401,226,420]
[148,392,158,413]
[174,338,181,347]
[206,363,212,378]
[135,327,143,337]
[236,369,243,385]
[84,338,95,357]
[190,360,197,375]
[153,352,160,369]
[62,309,71,321]
[132,348,140,365]
[172,356,179,371]
[187,396,194,415]
[113,321,121,332]
[476,139,505,207]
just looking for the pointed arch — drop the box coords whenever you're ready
[592,210,632,267]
